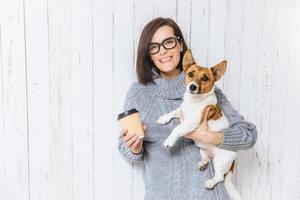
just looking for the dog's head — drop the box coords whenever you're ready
[182,49,227,95]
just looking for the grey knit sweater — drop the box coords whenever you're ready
[118,71,257,200]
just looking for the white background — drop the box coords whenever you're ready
[0,0,300,199]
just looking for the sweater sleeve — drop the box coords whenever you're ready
[215,88,258,151]
[117,82,144,163]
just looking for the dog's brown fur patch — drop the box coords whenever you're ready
[200,104,223,124]
[206,104,223,121]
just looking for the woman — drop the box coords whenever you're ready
[118,17,257,200]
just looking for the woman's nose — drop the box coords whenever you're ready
[159,46,168,55]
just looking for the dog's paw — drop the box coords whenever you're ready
[204,179,217,190]
[163,137,177,148]
[156,115,171,125]
[198,160,209,171]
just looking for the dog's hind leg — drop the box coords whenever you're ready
[205,172,224,189]
[205,157,227,189]
[205,149,236,189]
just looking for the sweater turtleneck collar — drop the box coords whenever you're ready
[147,71,186,99]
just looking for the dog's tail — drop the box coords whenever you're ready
[224,172,242,200]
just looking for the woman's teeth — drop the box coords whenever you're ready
[160,56,172,63]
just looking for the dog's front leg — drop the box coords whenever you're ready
[163,122,196,148]
[156,107,181,125]
[199,149,210,171]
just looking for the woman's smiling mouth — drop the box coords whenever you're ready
[159,56,173,63]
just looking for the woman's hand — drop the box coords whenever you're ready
[184,107,224,146]
[120,125,146,154]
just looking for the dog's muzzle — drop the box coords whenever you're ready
[188,82,199,94]
[189,84,197,91]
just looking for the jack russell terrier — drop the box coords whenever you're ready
[156,49,241,200]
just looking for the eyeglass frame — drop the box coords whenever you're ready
[148,36,182,55]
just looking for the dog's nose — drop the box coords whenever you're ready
[189,84,197,91]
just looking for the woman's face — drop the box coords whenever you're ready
[150,25,182,79]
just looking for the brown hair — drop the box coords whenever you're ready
[136,17,188,85]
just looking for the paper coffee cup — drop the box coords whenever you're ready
[117,109,144,139]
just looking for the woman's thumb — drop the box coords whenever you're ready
[200,107,210,124]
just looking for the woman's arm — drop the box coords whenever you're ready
[184,88,257,151]
[216,89,258,151]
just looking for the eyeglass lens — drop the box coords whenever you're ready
[149,37,178,55]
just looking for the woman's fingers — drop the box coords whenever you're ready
[120,128,128,137]
[200,107,211,125]
[124,133,138,146]
[184,131,194,139]
[123,132,135,142]
[120,129,143,152]
[131,137,142,149]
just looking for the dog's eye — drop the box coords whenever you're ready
[187,72,193,78]
[201,75,209,81]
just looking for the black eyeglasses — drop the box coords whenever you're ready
[149,36,181,55]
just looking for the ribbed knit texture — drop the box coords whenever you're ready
[118,71,257,200]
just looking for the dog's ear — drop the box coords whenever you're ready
[183,49,196,72]
[210,60,227,81]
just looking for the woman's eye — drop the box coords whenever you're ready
[165,40,174,45]
[150,45,157,50]
[187,72,193,77]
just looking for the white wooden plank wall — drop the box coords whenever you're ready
[0,0,300,199]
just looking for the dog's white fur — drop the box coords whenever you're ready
[157,82,241,200]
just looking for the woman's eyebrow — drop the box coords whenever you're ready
[150,36,176,44]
